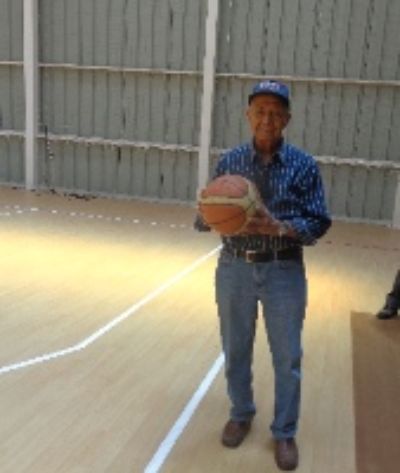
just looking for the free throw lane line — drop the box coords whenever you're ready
[0,246,221,376]
[144,353,224,473]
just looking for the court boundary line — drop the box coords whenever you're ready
[2,206,400,253]
[0,205,192,229]
[0,245,221,376]
[144,353,224,473]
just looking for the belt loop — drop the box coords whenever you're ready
[245,250,256,263]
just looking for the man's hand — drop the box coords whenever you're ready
[240,206,280,235]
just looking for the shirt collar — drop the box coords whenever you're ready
[250,139,287,166]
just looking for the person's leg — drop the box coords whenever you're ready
[377,269,400,319]
[215,253,259,422]
[387,269,400,307]
[257,259,306,440]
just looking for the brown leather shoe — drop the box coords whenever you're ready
[274,438,298,471]
[221,419,251,448]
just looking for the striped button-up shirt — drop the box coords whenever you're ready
[214,140,331,251]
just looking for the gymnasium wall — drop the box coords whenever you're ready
[214,0,400,223]
[0,0,399,223]
[37,0,206,201]
[0,0,25,184]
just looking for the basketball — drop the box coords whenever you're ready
[198,175,261,235]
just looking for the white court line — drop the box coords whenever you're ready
[144,353,224,473]
[0,245,221,376]
[4,206,190,229]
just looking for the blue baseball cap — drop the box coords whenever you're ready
[248,80,290,107]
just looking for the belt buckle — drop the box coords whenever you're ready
[245,250,257,263]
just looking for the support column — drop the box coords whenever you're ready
[198,0,219,194]
[24,0,39,190]
[393,173,400,229]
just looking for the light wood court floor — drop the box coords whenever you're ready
[0,187,399,473]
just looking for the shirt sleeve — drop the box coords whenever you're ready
[193,153,228,232]
[288,161,332,245]
[193,213,211,232]
[214,153,228,178]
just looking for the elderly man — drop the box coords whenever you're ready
[196,79,331,471]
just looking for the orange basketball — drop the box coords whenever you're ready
[198,175,261,235]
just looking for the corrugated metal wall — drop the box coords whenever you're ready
[0,0,399,222]
[0,0,25,184]
[37,0,206,200]
[214,0,400,222]
[215,0,400,157]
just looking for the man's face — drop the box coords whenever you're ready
[246,95,291,150]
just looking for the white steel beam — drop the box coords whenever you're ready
[198,0,219,193]
[3,60,400,89]
[23,0,39,190]
[393,173,400,229]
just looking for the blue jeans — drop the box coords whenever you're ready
[215,251,306,439]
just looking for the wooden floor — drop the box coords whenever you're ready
[0,187,399,473]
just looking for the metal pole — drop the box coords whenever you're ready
[198,0,219,194]
[24,0,39,190]
[393,173,400,229]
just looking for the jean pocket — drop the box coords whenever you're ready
[218,251,234,265]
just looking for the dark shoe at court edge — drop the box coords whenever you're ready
[274,438,299,471]
[376,304,398,319]
[221,419,252,448]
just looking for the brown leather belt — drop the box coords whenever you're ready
[225,247,302,263]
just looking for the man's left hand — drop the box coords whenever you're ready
[241,206,280,235]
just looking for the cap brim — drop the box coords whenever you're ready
[248,92,290,108]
